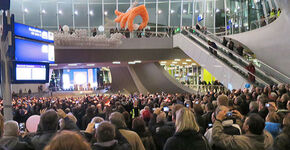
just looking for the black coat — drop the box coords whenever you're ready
[31,131,56,150]
[164,130,210,150]
[92,140,130,150]
[0,137,34,150]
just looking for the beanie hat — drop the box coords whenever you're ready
[3,121,19,137]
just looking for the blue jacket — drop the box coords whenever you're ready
[265,122,281,138]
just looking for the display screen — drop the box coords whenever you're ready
[13,62,49,83]
[15,38,55,63]
[14,22,54,43]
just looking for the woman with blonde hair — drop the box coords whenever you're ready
[44,130,91,150]
[164,108,210,150]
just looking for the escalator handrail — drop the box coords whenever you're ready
[180,30,269,86]
[189,28,282,84]
[205,29,289,82]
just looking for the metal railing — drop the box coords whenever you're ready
[205,28,289,84]
[181,29,269,87]
[185,28,283,85]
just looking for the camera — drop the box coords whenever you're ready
[226,111,233,117]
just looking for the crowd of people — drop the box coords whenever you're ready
[0,83,289,150]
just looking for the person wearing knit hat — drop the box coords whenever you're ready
[0,121,33,150]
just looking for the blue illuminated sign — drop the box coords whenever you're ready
[15,38,55,63]
[14,22,54,43]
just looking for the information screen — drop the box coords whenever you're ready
[14,22,54,43]
[15,63,48,81]
[15,38,55,63]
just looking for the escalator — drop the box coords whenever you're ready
[192,27,289,84]
[173,29,271,89]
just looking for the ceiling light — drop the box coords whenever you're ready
[182,62,187,65]
[186,59,192,62]
[174,59,180,61]
[58,10,63,14]
[216,9,220,13]
[68,64,78,66]
[134,60,142,63]
[24,8,28,13]
[89,10,94,16]
[192,63,197,66]
[195,10,199,13]
[87,64,95,67]
[160,61,167,64]
[104,11,108,16]
[74,11,78,15]
[183,9,187,13]
[42,9,46,14]
[128,62,136,64]
[158,10,162,14]
[172,61,178,64]
[170,10,175,14]
[112,61,121,64]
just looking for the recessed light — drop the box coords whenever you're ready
[68,64,78,66]
[174,59,180,61]
[172,61,178,64]
[134,60,142,63]
[192,63,197,66]
[112,61,121,64]
[89,10,94,16]
[160,61,167,64]
[186,59,192,62]
[58,10,63,14]
[182,62,187,65]
[128,62,135,64]
[87,64,95,67]
[74,11,78,15]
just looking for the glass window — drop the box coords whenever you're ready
[23,0,41,27]
[58,2,73,27]
[170,1,181,27]
[104,4,117,29]
[41,1,57,29]
[205,0,214,32]
[74,4,88,28]
[182,0,193,26]
[89,4,102,28]
[146,3,156,27]
[158,1,169,26]
[215,0,225,33]
[10,0,23,23]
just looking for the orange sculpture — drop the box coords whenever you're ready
[114,5,149,32]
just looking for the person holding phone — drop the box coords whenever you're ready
[0,121,33,150]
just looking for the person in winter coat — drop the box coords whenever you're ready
[92,121,130,150]
[274,113,290,150]
[109,112,145,150]
[213,110,273,150]
[132,117,156,150]
[265,112,282,138]
[164,108,210,150]
[0,121,34,150]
